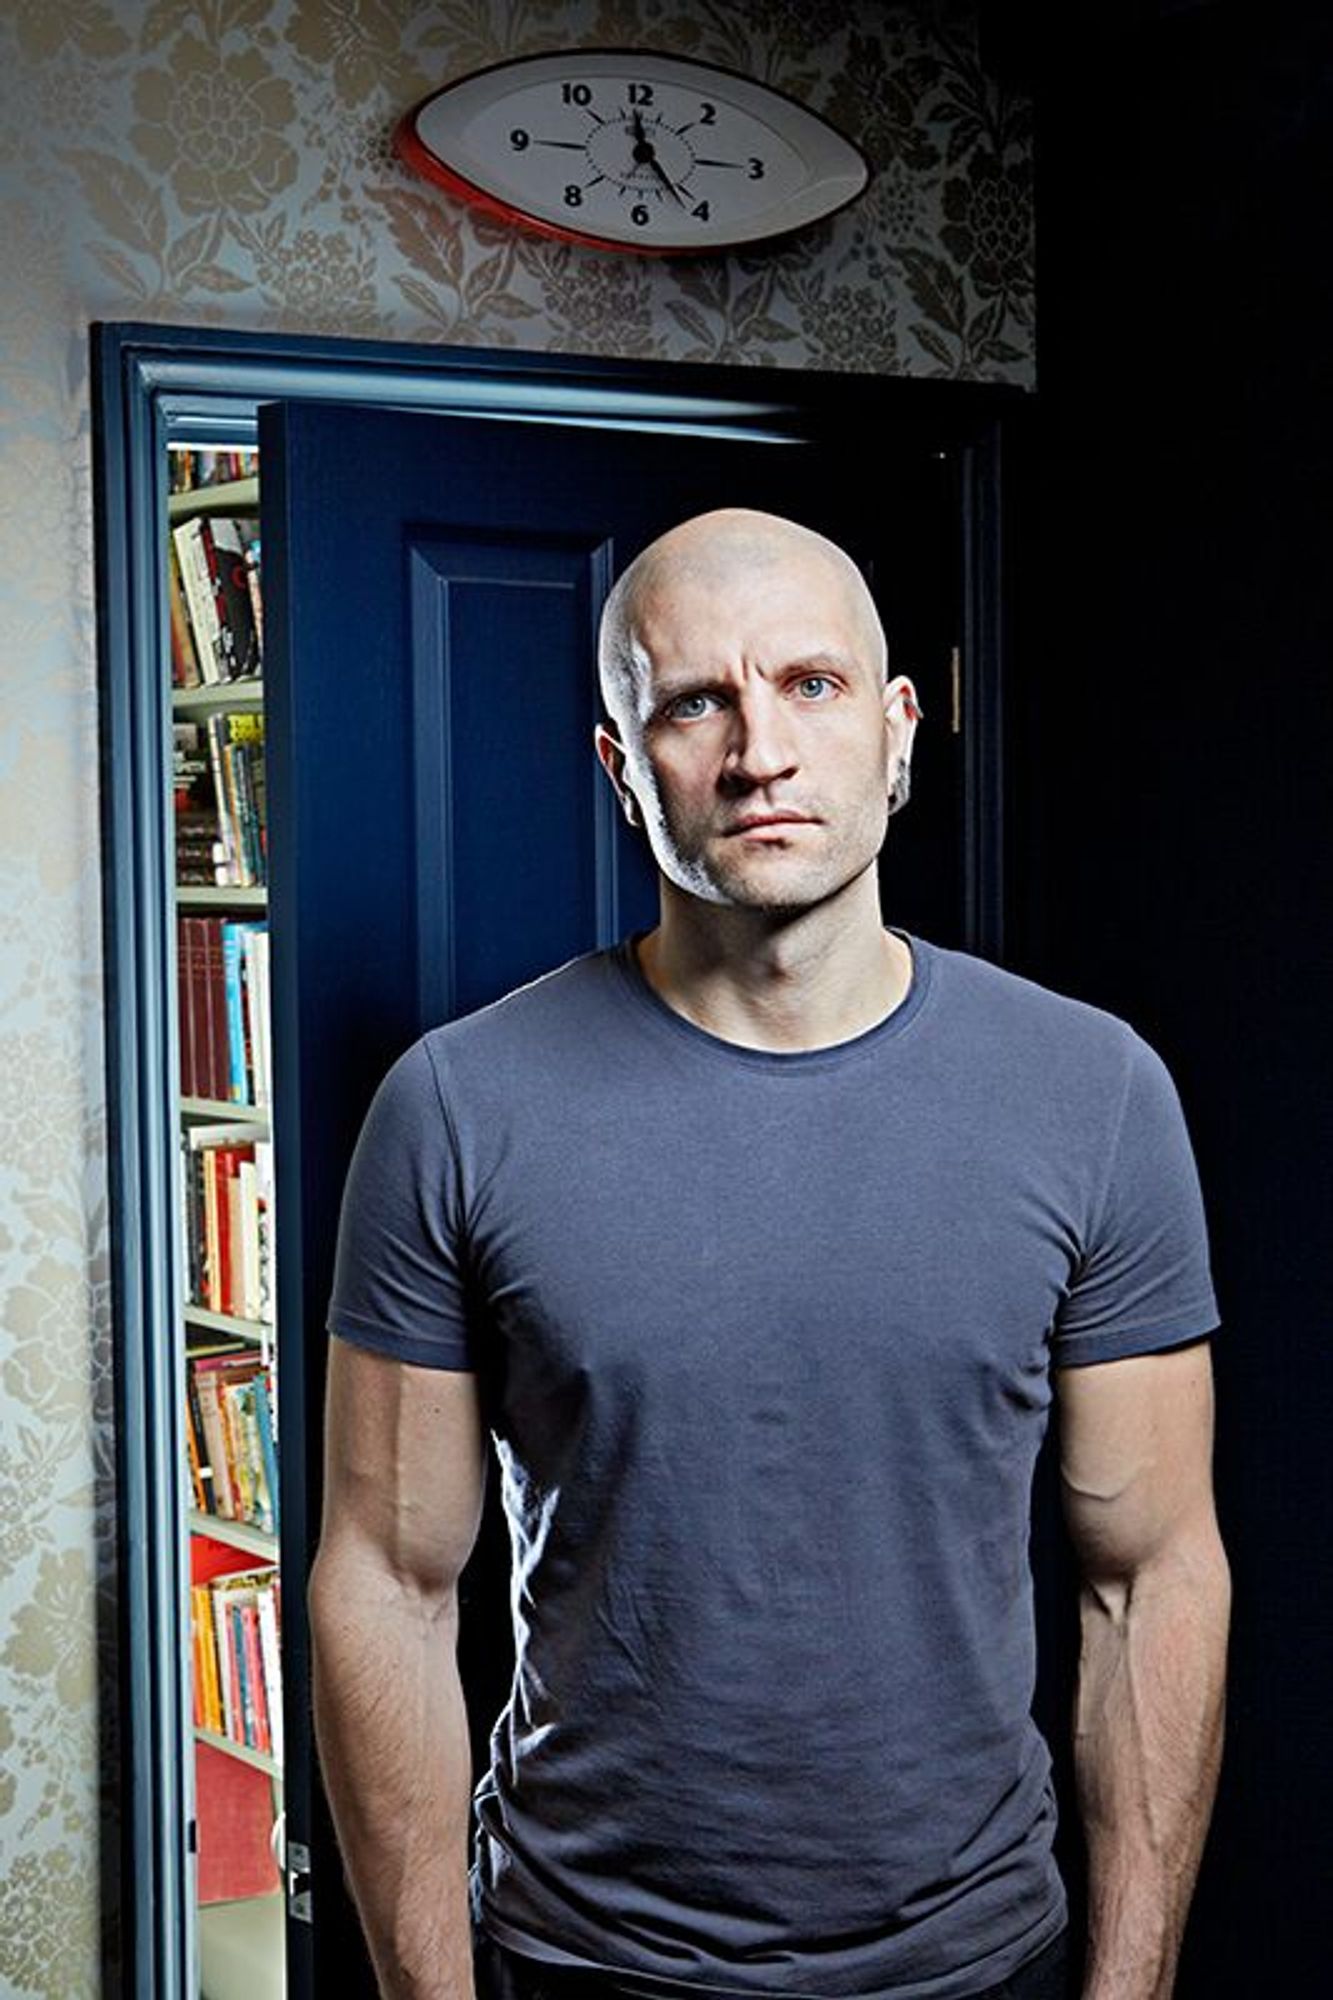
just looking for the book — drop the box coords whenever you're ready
[178,917,269,1107]
[255,1582,283,1765]
[194,1741,281,1904]
[168,537,202,689]
[177,917,196,1097]
[221,923,247,1100]
[201,1564,282,1754]
[173,725,220,886]
[245,929,272,1109]
[174,715,266,891]
[185,1363,216,1515]
[230,1600,254,1747]
[171,516,261,684]
[209,517,261,680]
[204,716,241,883]
[188,1353,277,1530]
[183,1387,207,1513]
[202,918,228,1100]
[255,1137,275,1324]
[251,1371,280,1529]
[179,918,211,1096]
[190,1584,221,1731]
[171,517,225,685]
[192,1361,237,1518]
[181,1126,268,1323]
[170,447,259,495]
[245,536,264,659]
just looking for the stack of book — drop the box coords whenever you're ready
[185,1347,279,1532]
[170,513,262,688]
[191,1563,284,1764]
[174,711,267,888]
[170,448,259,493]
[177,917,270,1105]
[181,1130,275,1324]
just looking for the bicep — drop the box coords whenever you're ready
[315,1335,487,1601]
[1055,1339,1221,1587]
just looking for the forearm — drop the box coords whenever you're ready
[310,1548,476,2000]
[1073,1533,1230,2000]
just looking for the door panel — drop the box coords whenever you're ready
[259,400,959,1992]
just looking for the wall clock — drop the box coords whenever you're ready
[395,49,870,254]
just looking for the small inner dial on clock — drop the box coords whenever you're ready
[586,109,696,201]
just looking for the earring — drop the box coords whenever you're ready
[887,760,912,817]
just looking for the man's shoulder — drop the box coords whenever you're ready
[419,945,620,1067]
[923,936,1147,1065]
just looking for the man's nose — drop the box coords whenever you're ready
[721,689,799,787]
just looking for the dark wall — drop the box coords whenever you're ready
[1012,2,1333,1989]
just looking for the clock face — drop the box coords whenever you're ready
[396,49,869,253]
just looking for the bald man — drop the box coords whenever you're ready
[312,512,1229,2000]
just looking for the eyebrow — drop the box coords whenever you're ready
[648,651,863,707]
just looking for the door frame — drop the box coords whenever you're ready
[92,320,1024,1999]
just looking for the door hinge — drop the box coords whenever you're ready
[286,1838,313,1924]
[950,646,962,735]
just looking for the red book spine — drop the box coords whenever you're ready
[185,917,212,1103]
[212,1146,243,1319]
[177,918,196,1096]
[203,919,228,1101]
[241,1602,270,1754]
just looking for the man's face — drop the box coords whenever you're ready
[599,546,908,916]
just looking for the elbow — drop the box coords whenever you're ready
[307,1534,464,1642]
[1081,1516,1232,1638]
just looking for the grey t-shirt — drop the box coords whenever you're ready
[327,932,1219,1999]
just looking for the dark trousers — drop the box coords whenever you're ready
[473,1924,1071,2000]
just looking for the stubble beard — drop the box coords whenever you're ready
[649,794,891,918]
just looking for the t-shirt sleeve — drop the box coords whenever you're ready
[1053,1031,1220,1367]
[325,1036,476,1370]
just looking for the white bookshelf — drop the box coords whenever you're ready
[169,450,285,1997]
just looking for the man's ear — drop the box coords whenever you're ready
[594,722,640,826]
[883,676,922,762]
[883,677,922,817]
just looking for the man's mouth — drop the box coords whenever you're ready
[724,812,818,834]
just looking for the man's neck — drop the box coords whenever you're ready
[635,882,912,1054]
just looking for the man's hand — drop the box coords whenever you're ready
[1056,1340,1230,2000]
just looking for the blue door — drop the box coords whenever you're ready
[258,397,961,1991]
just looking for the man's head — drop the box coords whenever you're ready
[594,508,920,917]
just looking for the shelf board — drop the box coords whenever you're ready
[185,1305,272,1347]
[179,1097,270,1131]
[175,885,267,909]
[172,679,263,713]
[169,475,259,520]
[188,1511,278,1562]
[193,1725,282,1783]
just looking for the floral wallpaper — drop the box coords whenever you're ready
[0,2,1031,1993]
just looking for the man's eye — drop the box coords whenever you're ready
[795,675,835,699]
[666,693,717,720]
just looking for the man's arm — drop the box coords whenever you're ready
[1055,1339,1230,2000]
[308,1338,487,2000]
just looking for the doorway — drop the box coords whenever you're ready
[94,321,1021,1998]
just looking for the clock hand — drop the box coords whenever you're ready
[646,152,686,206]
[627,110,686,206]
